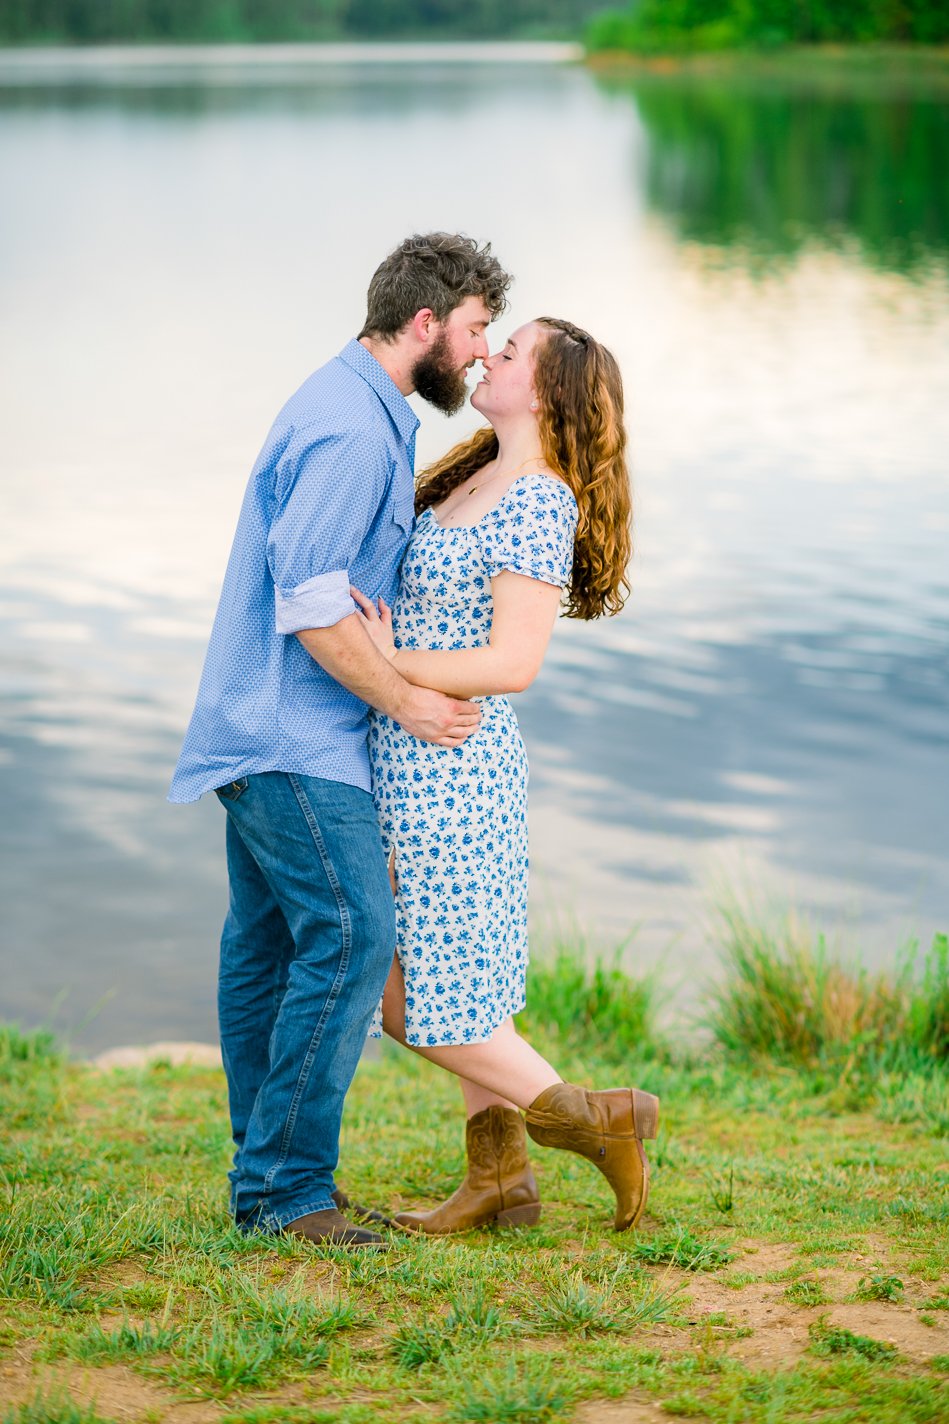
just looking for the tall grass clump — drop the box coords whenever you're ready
[517,928,662,1062]
[2,1395,114,1424]
[906,932,949,1061]
[708,901,948,1074]
[0,1024,62,1072]
[0,1024,67,1131]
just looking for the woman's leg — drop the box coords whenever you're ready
[380,955,542,1232]
[381,955,561,1110]
[382,953,658,1233]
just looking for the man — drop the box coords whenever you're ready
[170,233,513,1247]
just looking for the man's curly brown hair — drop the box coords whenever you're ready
[358,232,512,341]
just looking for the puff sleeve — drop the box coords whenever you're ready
[474,475,577,588]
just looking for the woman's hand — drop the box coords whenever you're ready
[350,586,397,661]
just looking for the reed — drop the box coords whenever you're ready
[518,922,663,1061]
[707,899,948,1071]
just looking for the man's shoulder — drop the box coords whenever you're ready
[278,352,383,439]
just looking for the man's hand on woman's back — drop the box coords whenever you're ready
[297,617,480,749]
[394,685,481,749]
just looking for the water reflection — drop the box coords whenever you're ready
[0,44,581,117]
[1,48,947,1049]
[597,69,949,273]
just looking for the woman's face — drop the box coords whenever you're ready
[470,321,542,422]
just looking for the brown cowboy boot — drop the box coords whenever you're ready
[283,1207,388,1249]
[332,1187,396,1228]
[525,1083,659,1231]
[395,1105,541,1234]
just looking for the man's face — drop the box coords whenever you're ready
[411,296,492,415]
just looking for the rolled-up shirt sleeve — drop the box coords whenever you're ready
[267,428,387,634]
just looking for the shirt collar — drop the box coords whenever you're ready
[338,338,420,449]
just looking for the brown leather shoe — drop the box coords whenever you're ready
[283,1207,388,1248]
[395,1105,541,1235]
[525,1083,659,1231]
[332,1187,396,1228]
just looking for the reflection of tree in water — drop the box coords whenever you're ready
[607,75,949,273]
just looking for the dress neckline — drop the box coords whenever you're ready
[425,471,571,532]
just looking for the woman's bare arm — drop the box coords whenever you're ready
[389,572,564,698]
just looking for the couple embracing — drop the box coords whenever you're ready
[170,232,659,1248]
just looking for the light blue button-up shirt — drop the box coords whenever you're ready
[169,339,419,803]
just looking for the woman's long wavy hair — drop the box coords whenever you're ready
[414,318,631,619]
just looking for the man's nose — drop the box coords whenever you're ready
[473,334,490,360]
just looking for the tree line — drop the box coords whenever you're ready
[0,0,609,44]
[588,0,949,52]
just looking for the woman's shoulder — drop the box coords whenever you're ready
[496,472,577,520]
[475,473,577,582]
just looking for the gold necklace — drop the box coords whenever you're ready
[467,454,546,497]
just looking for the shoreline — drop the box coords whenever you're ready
[0,39,584,67]
[585,41,949,78]
[1,40,947,96]
[1,38,947,64]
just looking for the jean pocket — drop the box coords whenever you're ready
[214,777,249,802]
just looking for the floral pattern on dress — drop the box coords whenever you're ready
[368,475,578,1046]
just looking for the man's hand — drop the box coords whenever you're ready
[296,614,480,749]
[350,585,396,661]
[395,684,481,748]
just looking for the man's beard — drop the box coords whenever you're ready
[411,331,470,415]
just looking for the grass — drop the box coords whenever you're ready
[3,1398,116,1424]
[515,919,664,1057]
[809,1317,898,1362]
[856,1275,905,1304]
[627,1223,734,1271]
[707,904,949,1079]
[1,927,948,1423]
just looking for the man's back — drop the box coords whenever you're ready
[169,339,419,804]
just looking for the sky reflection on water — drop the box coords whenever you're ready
[1,48,947,1049]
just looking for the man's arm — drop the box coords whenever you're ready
[297,617,480,748]
[268,429,479,747]
[390,574,562,698]
[351,572,562,701]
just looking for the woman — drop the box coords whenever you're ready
[352,316,658,1234]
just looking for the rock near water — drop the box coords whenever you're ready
[91,1040,222,1070]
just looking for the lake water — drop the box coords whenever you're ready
[1,45,947,1051]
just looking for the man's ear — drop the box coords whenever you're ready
[410,308,436,344]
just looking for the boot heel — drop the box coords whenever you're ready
[496,1202,542,1227]
[631,1090,660,1140]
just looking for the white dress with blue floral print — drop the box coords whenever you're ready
[367,474,578,1047]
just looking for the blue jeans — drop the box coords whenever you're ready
[214,771,394,1232]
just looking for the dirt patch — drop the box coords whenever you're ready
[730,1240,797,1275]
[575,1396,681,1423]
[0,1363,343,1424]
[666,1238,949,1369]
[675,1265,814,1369]
[0,1362,221,1423]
